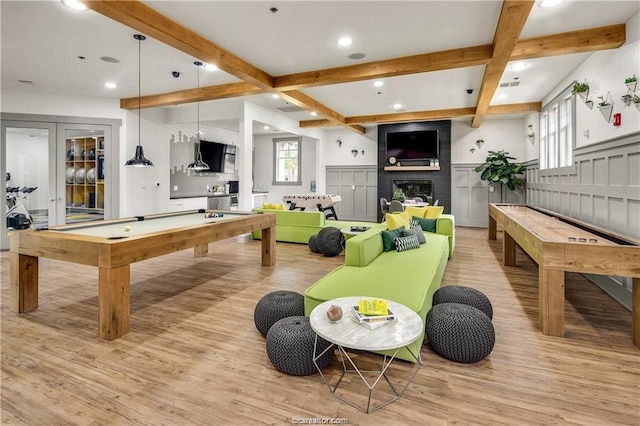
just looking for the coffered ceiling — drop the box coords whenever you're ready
[1,1,638,134]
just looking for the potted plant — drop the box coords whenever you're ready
[625,75,637,92]
[474,150,525,202]
[392,188,406,202]
[597,95,613,122]
[571,81,589,95]
[621,92,634,106]
[633,94,640,112]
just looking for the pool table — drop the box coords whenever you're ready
[10,210,276,340]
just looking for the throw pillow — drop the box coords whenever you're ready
[405,206,429,218]
[274,203,286,210]
[424,206,444,218]
[412,216,437,233]
[385,211,411,230]
[262,202,275,209]
[395,234,420,252]
[403,227,426,244]
[381,226,405,252]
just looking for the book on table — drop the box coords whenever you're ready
[351,305,396,330]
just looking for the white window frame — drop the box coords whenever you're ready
[272,136,302,185]
[539,83,575,173]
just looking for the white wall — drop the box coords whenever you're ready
[120,108,169,217]
[322,127,378,166]
[451,117,526,163]
[543,12,640,148]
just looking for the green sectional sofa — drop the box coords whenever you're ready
[252,208,455,258]
[251,208,382,244]
[304,218,453,362]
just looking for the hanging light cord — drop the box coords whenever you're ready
[138,35,142,148]
[197,62,200,145]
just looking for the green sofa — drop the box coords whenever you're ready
[252,208,455,258]
[251,208,381,244]
[304,220,452,362]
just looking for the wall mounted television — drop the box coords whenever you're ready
[198,140,226,173]
[386,129,439,162]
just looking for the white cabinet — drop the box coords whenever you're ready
[167,197,207,212]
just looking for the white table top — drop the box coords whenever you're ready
[309,297,423,352]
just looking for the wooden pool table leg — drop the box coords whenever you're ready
[633,277,640,348]
[194,244,208,257]
[261,225,276,266]
[539,267,565,338]
[10,253,39,312]
[98,265,130,340]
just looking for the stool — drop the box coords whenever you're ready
[433,285,493,319]
[266,316,333,376]
[426,303,495,363]
[308,234,320,253]
[315,227,344,257]
[254,291,305,337]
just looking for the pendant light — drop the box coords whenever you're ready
[125,34,154,167]
[187,61,209,171]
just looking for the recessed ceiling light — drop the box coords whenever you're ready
[104,82,117,89]
[204,63,218,71]
[18,79,36,85]
[62,0,88,11]
[508,62,528,71]
[271,94,280,99]
[498,94,508,99]
[338,36,352,47]
[373,81,384,87]
[310,111,318,116]
[540,0,564,8]
[393,103,402,110]
[263,125,270,130]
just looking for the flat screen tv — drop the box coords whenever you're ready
[198,140,226,172]
[386,129,439,162]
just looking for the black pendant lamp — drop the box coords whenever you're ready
[125,34,154,167]
[187,61,209,171]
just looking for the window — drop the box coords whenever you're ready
[539,84,574,170]
[273,137,301,185]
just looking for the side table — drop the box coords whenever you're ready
[309,297,423,414]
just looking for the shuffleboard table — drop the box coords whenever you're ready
[488,203,640,348]
[10,210,276,340]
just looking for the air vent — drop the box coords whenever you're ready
[276,105,306,113]
[499,81,520,88]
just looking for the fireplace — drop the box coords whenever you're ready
[393,179,433,202]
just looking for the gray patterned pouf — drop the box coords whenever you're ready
[266,316,333,376]
[254,291,305,337]
[426,303,495,363]
[433,285,493,319]
[315,227,344,257]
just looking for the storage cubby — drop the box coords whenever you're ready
[65,136,105,213]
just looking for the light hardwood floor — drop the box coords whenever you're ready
[1,227,638,425]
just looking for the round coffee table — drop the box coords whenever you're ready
[309,297,423,413]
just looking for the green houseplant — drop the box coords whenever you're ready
[392,188,406,201]
[474,150,525,202]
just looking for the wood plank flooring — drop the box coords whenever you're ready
[1,227,638,425]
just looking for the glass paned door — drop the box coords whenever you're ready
[57,124,111,225]
[1,122,56,250]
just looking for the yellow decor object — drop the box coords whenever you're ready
[424,206,444,218]
[405,206,428,218]
[358,298,389,316]
[262,202,275,209]
[385,211,411,229]
[274,203,286,210]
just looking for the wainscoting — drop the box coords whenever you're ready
[326,166,377,222]
[525,131,640,307]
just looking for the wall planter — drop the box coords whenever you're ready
[597,93,613,123]
[625,75,637,92]
[572,81,593,109]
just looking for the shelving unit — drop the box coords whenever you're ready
[65,136,105,213]
[383,166,440,171]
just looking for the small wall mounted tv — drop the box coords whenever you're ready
[386,129,439,162]
[198,140,227,173]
